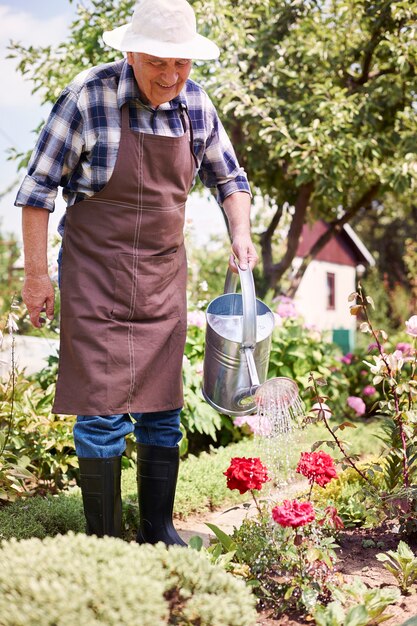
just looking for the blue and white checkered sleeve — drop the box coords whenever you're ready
[14,89,84,211]
[198,100,251,203]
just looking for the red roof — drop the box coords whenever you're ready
[296,221,373,267]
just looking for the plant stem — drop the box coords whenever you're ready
[357,285,410,488]
[251,490,264,517]
[0,320,16,457]
[311,377,371,484]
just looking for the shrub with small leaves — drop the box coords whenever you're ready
[0,493,85,541]
[0,533,257,626]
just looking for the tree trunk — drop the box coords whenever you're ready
[259,181,314,295]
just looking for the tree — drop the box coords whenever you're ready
[195,0,417,294]
[9,0,417,295]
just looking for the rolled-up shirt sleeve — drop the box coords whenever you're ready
[14,88,84,211]
[197,100,251,204]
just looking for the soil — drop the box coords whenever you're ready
[176,501,417,626]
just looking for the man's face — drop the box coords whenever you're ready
[127,52,192,107]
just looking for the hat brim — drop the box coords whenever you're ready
[102,24,220,60]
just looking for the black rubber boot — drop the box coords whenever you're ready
[78,456,122,538]
[136,443,186,546]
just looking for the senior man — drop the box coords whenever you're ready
[15,0,258,545]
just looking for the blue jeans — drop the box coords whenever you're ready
[74,408,183,458]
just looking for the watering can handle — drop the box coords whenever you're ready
[224,267,257,349]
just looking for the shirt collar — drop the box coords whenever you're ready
[117,59,187,112]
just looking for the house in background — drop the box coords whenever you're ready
[293,220,375,353]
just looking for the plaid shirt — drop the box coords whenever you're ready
[15,59,250,233]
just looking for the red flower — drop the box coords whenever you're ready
[272,499,315,528]
[224,457,269,494]
[296,451,338,487]
[319,506,344,530]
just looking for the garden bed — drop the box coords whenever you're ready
[257,524,417,624]
[176,492,417,625]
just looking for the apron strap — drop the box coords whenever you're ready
[121,103,131,132]
[179,102,199,169]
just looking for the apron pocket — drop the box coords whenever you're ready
[111,251,181,321]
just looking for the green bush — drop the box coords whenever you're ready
[0,533,257,626]
[0,369,77,490]
[0,493,85,541]
[268,317,348,413]
[310,464,384,528]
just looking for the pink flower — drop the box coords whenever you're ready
[224,457,269,494]
[367,342,379,352]
[296,451,338,487]
[233,415,272,436]
[363,385,376,396]
[395,342,413,356]
[272,499,315,528]
[187,310,206,328]
[347,395,366,416]
[341,352,353,365]
[405,315,417,337]
[275,296,298,319]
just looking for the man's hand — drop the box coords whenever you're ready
[22,274,55,328]
[222,192,259,273]
[230,232,258,273]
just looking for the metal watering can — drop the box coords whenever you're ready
[202,266,299,416]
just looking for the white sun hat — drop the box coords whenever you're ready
[102,0,220,60]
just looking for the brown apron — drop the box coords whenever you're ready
[52,103,195,415]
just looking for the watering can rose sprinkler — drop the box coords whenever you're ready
[202,265,301,426]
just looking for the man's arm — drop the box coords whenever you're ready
[222,192,258,272]
[21,206,55,328]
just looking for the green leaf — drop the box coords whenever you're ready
[188,535,203,551]
[205,522,235,552]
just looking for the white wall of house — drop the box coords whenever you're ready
[294,259,356,332]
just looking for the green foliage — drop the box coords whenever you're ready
[376,540,417,594]
[268,317,347,411]
[182,333,223,450]
[194,0,417,291]
[353,208,417,326]
[0,493,84,541]
[0,533,257,626]
[376,419,417,496]
[0,453,36,503]
[311,466,383,529]
[199,0,417,202]
[0,369,77,490]
[314,578,400,626]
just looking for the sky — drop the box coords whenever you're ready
[0,0,226,244]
